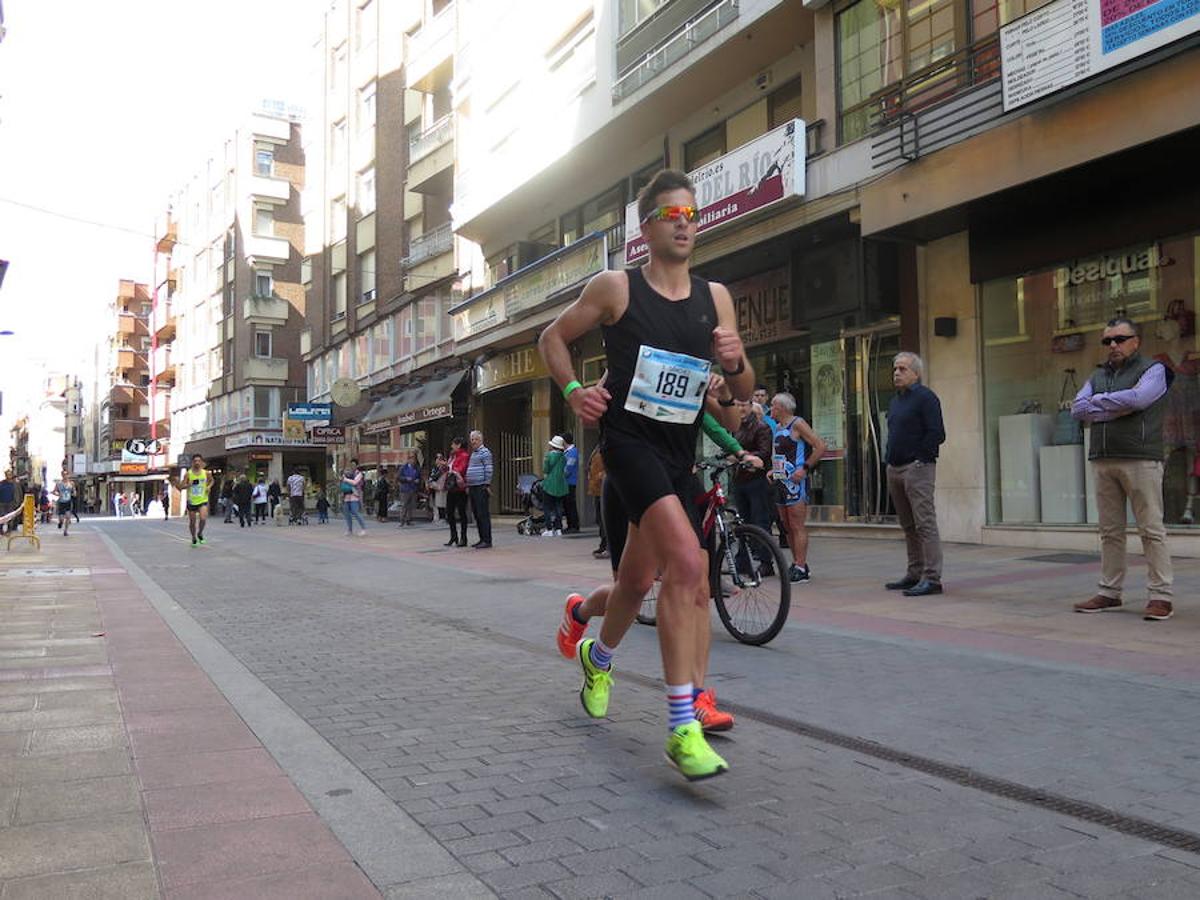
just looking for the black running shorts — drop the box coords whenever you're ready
[601,442,705,572]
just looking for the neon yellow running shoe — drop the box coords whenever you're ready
[665,721,729,781]
[576,638,612,718]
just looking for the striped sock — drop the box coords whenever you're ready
[667,682,695,731]
[588,637,613,671]
[571,602,588,625]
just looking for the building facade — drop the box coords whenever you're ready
[162,110,317,489]
[302,0,476,496]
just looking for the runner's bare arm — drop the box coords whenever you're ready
[704,373,741,432]
[538,271,625,426]
[793,417,827,472]
[709,282,754,401]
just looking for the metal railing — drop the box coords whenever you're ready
[409,115,453,163]
[839,34,1001,157]
[612,0,738,102]
[402,223,453,268]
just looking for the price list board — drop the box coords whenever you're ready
[1001,0,1200,111]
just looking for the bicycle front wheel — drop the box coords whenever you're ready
[713,523,790,645]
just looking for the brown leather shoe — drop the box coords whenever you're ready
[1074,595,1122,613]
[1143,599,1174,621]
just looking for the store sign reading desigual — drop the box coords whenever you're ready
[1054,244,1171,287]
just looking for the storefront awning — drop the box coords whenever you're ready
[362,371,465,435]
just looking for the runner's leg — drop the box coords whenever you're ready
[788,501,809,567]
[197,504,208,540]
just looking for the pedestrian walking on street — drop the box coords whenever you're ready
[267,479,281,519]
[341,458,368,536]
[374,468,391,522]
[161,484,170,520]
[562,432,580,532]
[466,430,493,548]
[539,167,755,780]
[315,487,330,524]
[769,391,826,584]
[1072,317,1175,620]
[252,477,269,523]
[233,475,254,528]
[113,491,124,518]
[445,437,470,547]
[586,447,608,558]
[397,453,420,526]
[220,478,235,523]
[0,470,21,535]
[287,468,307,523]
[541,435,570,536]
[428,453,448,521]
[884,352,947,597]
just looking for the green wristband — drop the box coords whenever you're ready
[562,380,583,400]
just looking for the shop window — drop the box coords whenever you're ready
[981,233,1199,528]
[684,124,726,171]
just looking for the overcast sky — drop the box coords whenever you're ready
[0,0,327,444]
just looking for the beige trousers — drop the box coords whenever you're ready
[887,461,942,583]
[1092,458,1173,601]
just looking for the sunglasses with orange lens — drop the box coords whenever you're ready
[642,204,699,224]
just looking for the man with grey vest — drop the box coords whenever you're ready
[1072,317,1175,621]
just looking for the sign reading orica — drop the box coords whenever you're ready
[624,119,806,264]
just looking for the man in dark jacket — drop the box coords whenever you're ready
[233,475,254,528]
[884,352,946,597]
[731,400,773,561]
[1071,317,1175,621]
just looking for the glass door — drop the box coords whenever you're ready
[844,322,901,522]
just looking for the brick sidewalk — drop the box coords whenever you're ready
[0,530,379,899]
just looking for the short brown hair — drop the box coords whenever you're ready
[637,169,696,222]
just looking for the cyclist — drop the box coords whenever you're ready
[558,392,747,733]
[539,168,754,781]
[170,454,213,547]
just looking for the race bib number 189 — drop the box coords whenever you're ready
[625,345,710,425]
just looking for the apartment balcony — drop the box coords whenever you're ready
[152,390,171,424]
[116,280,150,311]
[110,419,151,442]
[244,356,289,384]
[109,383,140,406]
[117,312,148,338]
[402,225,457,292]
[409,115,453,165]
[243,294,290,326]
[156,219,178,254]
[154,303,176,341]
[245,234,291,265]
[113,348,139,372]
[408,130,454,194]
[249,174,291,204]
[152,346,175,384]
[406,2,455,91]
[612,0,740,102]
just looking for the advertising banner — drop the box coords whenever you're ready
[287,402,333,421]
[1001,0,1200,110]
[810,340,845,452]
[624,119,806,264]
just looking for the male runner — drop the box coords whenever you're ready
[171,454,213,546]
[557,392,748,734]
[539,168,754,781]
[769,392,825,582]
[53,470,75,537]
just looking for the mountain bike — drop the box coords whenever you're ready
[637,457,791,646]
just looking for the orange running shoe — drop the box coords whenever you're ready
[557,593,588,659]
[693,688,734,733]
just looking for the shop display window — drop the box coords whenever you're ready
[981,232,1200,527]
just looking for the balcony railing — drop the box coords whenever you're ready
[612,0,738,102]
[402,223,453,268]
[409,115,453,164]
[840,34,1002,160]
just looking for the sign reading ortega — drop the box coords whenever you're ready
[624,119,806,264]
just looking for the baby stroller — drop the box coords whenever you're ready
[515,474,546,536]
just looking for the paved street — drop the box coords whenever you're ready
[3,516,1200,898]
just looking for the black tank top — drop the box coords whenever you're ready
[600,267,717,471]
